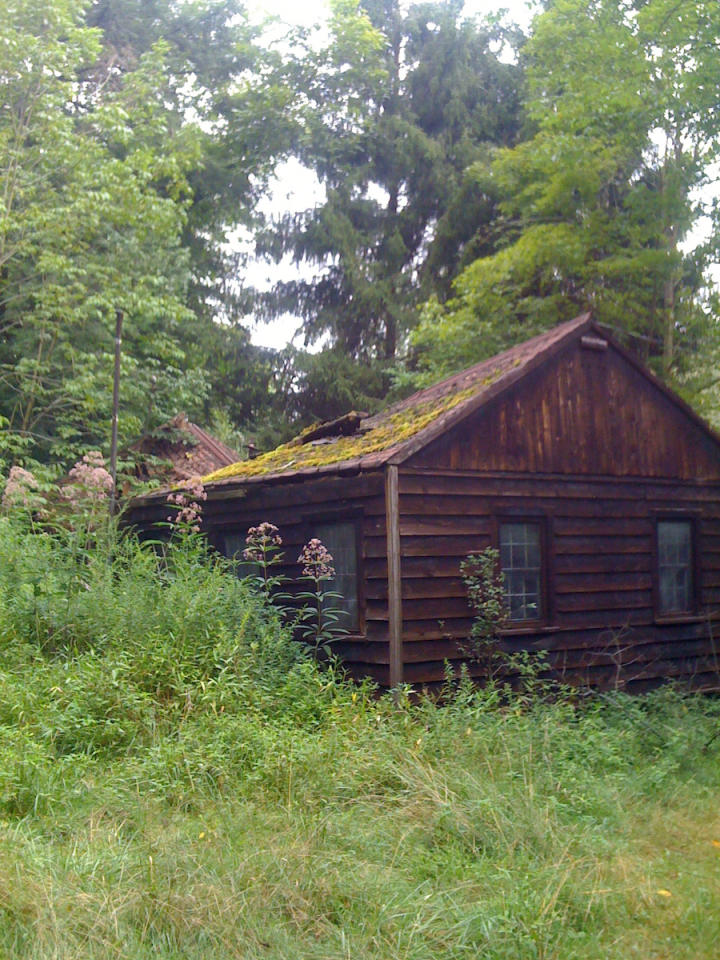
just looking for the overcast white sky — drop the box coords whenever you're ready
[248,0,537,28]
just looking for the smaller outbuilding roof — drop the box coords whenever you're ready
[201,313,595,488]
[126,414,239,485]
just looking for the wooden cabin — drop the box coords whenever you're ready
[122,413,239,488]
[129,315,720,692]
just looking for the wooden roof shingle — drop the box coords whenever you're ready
[127,414,239,484]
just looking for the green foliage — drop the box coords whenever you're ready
[0,0,203,463]
[82,0,298,327]
[285,345,389,426]
[259,0,524,373]
[410,0,720,385]
[0,0,298,468]
[0,513,719,955]
[460,548,508,677]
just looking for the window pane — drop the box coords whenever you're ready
[221,533,259,579]
[657,521,692,614]
[499,522,542,621]
[314,522,359,630]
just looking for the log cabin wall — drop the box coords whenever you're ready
[395,470,720,691]
[398,337,720,690]
[408,337,720,480]
[126,326,720,691]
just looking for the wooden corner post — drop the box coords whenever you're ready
[385,464,403,689]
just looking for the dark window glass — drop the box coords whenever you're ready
[221,533,259,579]
[499,522,542,621]
[313,521,359,630]
[657,520,693,614]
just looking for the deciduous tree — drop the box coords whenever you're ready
[410,0,720,382]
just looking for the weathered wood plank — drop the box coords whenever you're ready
[398,515,491,536]
[385,466,403,688]
[397,535,492,557]
[405,340,720,481]
[554,535,649,555]
[400,469,720,501]
[553,553,651,574]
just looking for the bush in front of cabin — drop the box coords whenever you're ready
[460,547,509,679]
[0,509,312,767]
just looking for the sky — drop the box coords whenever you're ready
[249,0,537,30]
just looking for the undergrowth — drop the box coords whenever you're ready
[0,514,719,958]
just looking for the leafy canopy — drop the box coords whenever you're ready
[409,0,720,384]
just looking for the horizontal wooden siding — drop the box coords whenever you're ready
[394,469,720,691]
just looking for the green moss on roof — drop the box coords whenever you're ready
[202,384,480,484]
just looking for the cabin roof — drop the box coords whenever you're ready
[199,313,595,489]
[127,413,239,484]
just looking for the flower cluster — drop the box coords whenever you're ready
[297,538,335,581]
[65,451,114,505]
[166,477,207,532]
[243,521,282,563]
[2,465,39,509]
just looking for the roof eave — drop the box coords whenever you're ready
[130,458,387,507]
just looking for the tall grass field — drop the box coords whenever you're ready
[0,514,719,959]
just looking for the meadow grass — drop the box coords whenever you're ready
[0,515,719,958]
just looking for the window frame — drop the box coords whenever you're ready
[653,514,700,621]
[300,510,365,636]
[493,514,550,632]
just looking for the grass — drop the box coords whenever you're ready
[0,515,719,958]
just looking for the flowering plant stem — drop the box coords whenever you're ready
[295,538,347,653]
[243,523,285,602]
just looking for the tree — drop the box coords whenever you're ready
[0,0,204,463]
[409,0,720,382]
[259,0,524,366]
[0,0,305,466]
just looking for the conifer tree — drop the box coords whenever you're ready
[259,0,524,365]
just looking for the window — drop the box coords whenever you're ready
[656,520,694,615]
[313,521,360,631]
[221,532,259,579]
[220,522,361,631]
[221,532,244,560]
[499,521,543,622]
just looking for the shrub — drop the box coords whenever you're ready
[460,547,508,678]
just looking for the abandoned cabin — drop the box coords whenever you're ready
[129,314,720,691]
[123,413,239,488]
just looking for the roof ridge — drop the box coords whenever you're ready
[184,421,239,466]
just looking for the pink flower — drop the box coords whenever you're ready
[2,466,39,509]
[243,522,282,562]
[166,476,206,531]
[65,451,113,505]
[298,538,335,580]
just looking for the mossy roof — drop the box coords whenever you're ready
[200,313,594,488]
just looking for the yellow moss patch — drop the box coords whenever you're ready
[202,384,482,484]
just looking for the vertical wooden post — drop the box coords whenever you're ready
[109,308,123,516]
[385,464,403,690]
